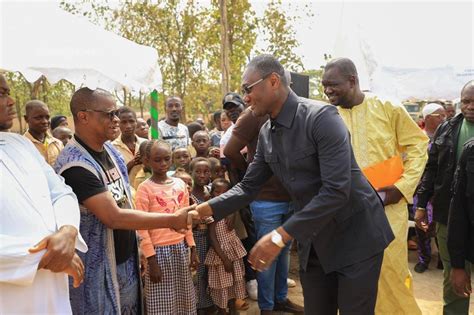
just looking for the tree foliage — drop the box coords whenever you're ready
[7,0,313,123]
[258,0,304,72]
[5,73,75,133]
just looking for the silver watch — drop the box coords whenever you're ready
[271,230,286,248]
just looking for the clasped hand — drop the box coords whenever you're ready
[29,225,84,288]
[172,204,216,233]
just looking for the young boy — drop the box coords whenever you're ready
[23,100,63,166]
[192,130,211,158]
[52,126,73,146]
[172,147,192,172]
[132,140,151,191]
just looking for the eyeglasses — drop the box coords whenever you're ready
[80,109,120,120]
[461,99,474,105]
[241,72,273,95]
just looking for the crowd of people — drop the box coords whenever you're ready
[0,54,473,315]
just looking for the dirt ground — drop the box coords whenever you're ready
[239,241,473,314]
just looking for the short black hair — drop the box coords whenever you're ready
[139,140,150,157]
[165,96,183,106]
[25,100,48,116]
[213,110,222,123]
[247,54,287,86]
[187,122,205,139]
[211,178,231,194]
[173,168,192,179]
[324,58,359,79]
[207,157,221,172]
[117,106,136,119]
[50,115,67,130]
[144,139,171,159]
[189,157,210,172]
[70,87,113,118]
[192,130,210,140]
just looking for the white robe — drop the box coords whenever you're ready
[0,133,87,314]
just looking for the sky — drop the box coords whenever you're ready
[250,0,473,70]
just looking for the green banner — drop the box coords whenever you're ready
[150,90,159,139]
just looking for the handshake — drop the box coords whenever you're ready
[170,204,213,233]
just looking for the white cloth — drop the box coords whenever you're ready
[422,103,444,119]
[219,124,234,158]
[0,132,87,314]
[157,120,190,151]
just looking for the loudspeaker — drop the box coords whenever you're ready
[290,72,310,98]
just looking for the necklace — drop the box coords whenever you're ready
[149,176,173,185]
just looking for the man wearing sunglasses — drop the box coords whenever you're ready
[54,87,194,314]
[223,75,302,314]
[191,54,394,314]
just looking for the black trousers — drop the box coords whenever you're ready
[240,207,257,281]
[300,246,383,315]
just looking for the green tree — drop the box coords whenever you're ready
[258,0,304,72]
[114,0,212,119]
[60,0,307,121]
[302,54,332,101]
[60,0,114,30]
[5,73,74,133]
[217,0,258,91]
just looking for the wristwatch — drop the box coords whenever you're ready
[415,207,426,211]
[271,230,286,248]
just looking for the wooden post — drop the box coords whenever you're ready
[219,0,230,95]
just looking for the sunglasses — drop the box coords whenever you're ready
[241,72,273,95]
[80,109,120,120]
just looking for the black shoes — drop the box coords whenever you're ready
[273,299,304,314]
[414,262,428,273]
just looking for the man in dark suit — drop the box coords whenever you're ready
[192,55,394,314]
[448,137,474,301]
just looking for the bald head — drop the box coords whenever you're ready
[461,80,474,94]
[322,57,366,107]
[70,87,114,119]
[192,130,209,140]
[461,80,474,123]
[25,100,48,116]
[324,58,359,81]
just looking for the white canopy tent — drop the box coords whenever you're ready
[0,1,161,93]
[332,1,473,102]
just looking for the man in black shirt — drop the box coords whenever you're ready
[193,55,394,314]
[448,138,474,300]
[56,87,193,314]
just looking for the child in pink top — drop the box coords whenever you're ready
[135,140,199,314]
